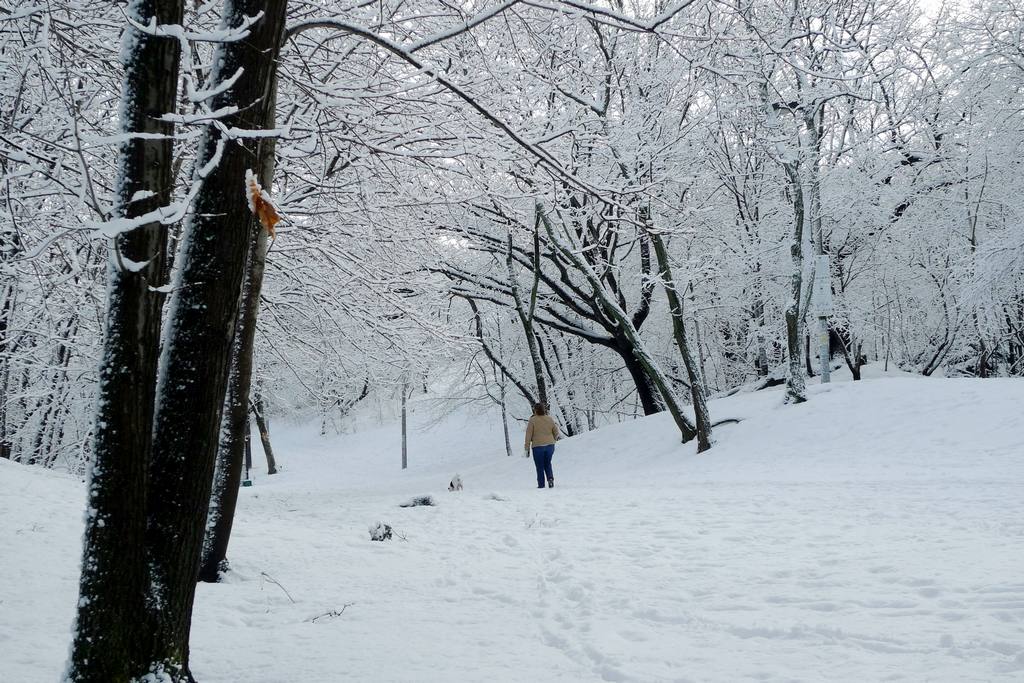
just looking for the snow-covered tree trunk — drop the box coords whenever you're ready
[804,110,830,384]
[66,0,183,677]
[650,231,713,452]
[252,391,278,475]
[759,70,809,404]
[199,81,278,583]
[507,225,547,407]
[494,316,514,457]
[782,162,808,404]
[0,270,14,460]
[143,0,288,675]
[498,366,512,457]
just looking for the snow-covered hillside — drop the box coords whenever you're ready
[3,374,1023,681]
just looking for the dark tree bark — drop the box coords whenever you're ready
[244,416,253,478]
[199,77,278,585]
[197,269,254,582]
[497,367,513,457]
[143,0,288,675]
[252,393,278,475]
[833,326,864,380]
[650,231,713,452]
[66,0,182,676]
[617,337,663,416]
[805,330,814,377]
[197,233,261,581]
[1006,303,1024,375]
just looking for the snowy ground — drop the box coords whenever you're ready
[3,372,1024,681]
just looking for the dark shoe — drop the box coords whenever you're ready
[547,479,554,488]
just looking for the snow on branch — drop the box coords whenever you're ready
[124,11,264,44]
[86,201,185,238]
[185,67,245,103]
[123,10,265,61]
[159,106,240,125]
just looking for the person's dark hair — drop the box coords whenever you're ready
[533,403,548,416]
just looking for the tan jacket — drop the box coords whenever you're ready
[525,414,559,448]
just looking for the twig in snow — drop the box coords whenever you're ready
[260,571,296,603]
[307,603,355,623]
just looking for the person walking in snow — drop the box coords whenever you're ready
[525,403,559,488]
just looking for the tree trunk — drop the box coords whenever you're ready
[66,0,182,676]
[199,77,277,584]
[834,325,864,380]
[143,0,288,674]
[650,232,713,452]
[197,237,259,583]
[507,226,547,406]
[1006,303,1024,375]
[690,299,710,393]
[805,329,814,377]
[498,368,512,457]
[252,393,278,475]
[0,280,14,460]
[783,165,808,404]
[493,317,514,457]
[0,363,9,460]
[617,338,663,416]
[244,417,253,479]
[804,110,830,384]
[400,380,408,469]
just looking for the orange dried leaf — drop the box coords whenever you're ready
[247,172,282,238]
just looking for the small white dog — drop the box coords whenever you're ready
[448,474,463,492]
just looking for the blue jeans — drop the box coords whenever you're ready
[532,444,555,488]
